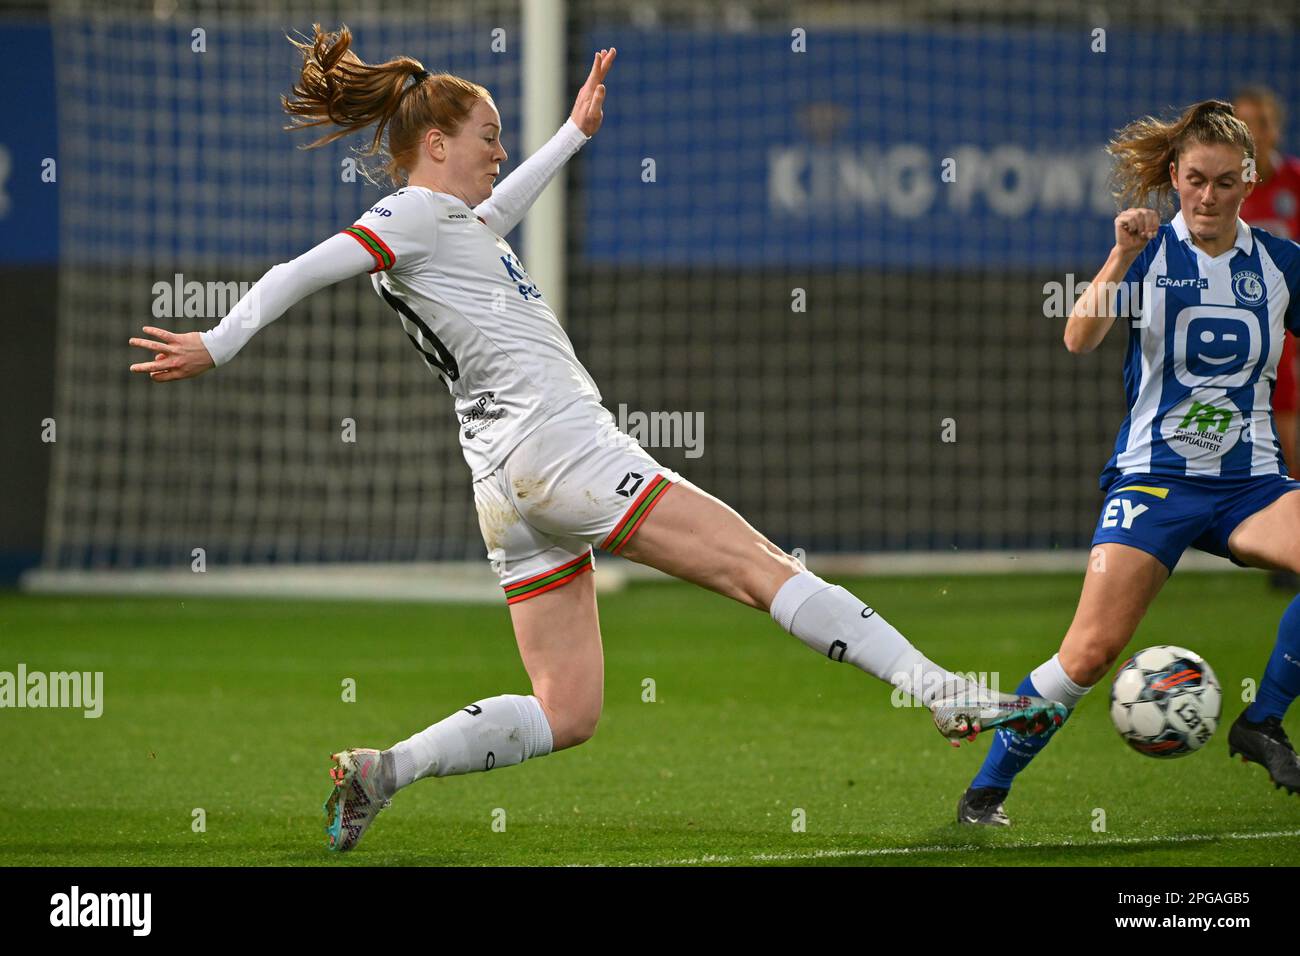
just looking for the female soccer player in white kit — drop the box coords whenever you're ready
[128,26,1063,852]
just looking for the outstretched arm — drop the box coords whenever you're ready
[473,47,616,235]
[129,232,374,381]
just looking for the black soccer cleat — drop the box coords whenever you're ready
[1228,712,1300,796]
[956,786,1011,826]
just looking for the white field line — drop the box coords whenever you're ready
[615,828,1300,867]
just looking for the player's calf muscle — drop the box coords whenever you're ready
[508,576,603,750]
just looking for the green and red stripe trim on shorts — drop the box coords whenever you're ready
[503,551,593,605]
[341,224,396,273]
[600,474,674,555]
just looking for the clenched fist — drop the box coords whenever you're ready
[1114,208,1160,255]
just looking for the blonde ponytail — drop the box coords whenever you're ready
[1107,99,1255,210]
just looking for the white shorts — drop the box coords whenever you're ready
[472,399,682,604]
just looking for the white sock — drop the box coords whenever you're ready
[1029,654,1092,709]
[387,693,554,791]
[769,569,970,706]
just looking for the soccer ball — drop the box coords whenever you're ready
[1110,645,1221,758]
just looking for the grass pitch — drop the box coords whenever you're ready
[3,571,1298,866]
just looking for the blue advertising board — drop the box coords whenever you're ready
[4,22,1297,270]
[580,28,1300,268]
[0,22,58,264]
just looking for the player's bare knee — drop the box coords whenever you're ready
[734,571,776,611]
[568,709,601,747]
[1060,624,1124,683]
[770,544,805,578]
[734,542,803,611]
[551,707,601,750]
[532,688,601,751]
[1062,639,1118,686]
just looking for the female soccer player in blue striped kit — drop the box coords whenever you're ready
[126,25,1063,852]
[957,100,1300,826]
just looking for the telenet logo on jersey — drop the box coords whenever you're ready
[1172,307,1261,390]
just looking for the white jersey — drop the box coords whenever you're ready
[342,186,602,478]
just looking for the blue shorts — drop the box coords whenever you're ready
[1091,473,1300,572]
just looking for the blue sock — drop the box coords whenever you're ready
[1245,593,1300,723]
[970,673,1070,792]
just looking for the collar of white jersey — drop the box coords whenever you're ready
[404,185,471,209]
[1170,210,1253,256]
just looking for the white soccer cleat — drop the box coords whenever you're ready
[323,748,391,852]
[930,690,1067,745]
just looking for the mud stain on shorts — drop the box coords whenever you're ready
[513,476,555,514]
[477,497,520,553]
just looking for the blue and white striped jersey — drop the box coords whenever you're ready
[1101,211,1300,488]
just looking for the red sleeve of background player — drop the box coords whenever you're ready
[1258,156,1300,415]
[1276,334,1297,414]
[1284,156,1300,240]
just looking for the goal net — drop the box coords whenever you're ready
[32,0,1295,597]
[38,0,521,597]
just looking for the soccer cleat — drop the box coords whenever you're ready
[1228,713,1300,796]
[324,748,392,852]
[957,786,1011,826]
[931,689,1067,742]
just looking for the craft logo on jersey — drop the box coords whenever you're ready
[616,471,644,498]
[1160,391,1240,460]
[1156,276,1208,289]
[1231,270,1265,307]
